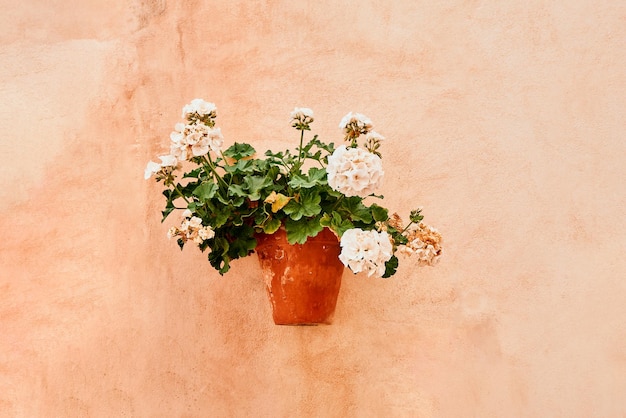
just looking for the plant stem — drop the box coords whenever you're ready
[295,129,305,172]
[174,184,190,204]
[400,221,415,234]
[330,195,344,212]
[204,155,229,189]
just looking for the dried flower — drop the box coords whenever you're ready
[398,223,443,266]
[387,213,404,230]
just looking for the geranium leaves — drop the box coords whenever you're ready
[320,211,353,237]
[229,175,273,201]
[262,217,282,234]
[339,196,373,224]
[283,189,322,220]
[382,255,399,278]
[222,142,256,161]
[264,191,292,212]
[288,167,327,189]
[193,182,218,201]
[285,217,324,244]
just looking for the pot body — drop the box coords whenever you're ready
[255,227,344,325]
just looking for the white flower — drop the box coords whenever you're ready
[339,112,373,140]
[198,226,215,240]
[168,210,215,247]
[182,99,217,119]
[167,226,178,239]
[145,154,179,180]
[207,127,224,153]
[169,123,219,160]
[158,154,178,167]
[188,216,203,229]
[290,107,314,130]
[326,145,384,197]
[365,131,385,143]
[339,228,393,277]
[144,161,161,179]
[339,112,372,130]
[290,107,314,120]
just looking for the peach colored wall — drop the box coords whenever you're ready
[1,1,626,416]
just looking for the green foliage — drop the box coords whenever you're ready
[382,255,399,278]
[410,208,424,224]
[320,212,353,237]
[193,182,217,201]
[283,189,322,220]
[222,142,256,160]
[285,217,324,244]
[151,104,432,278]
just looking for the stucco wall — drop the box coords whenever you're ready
[1,1,626,416]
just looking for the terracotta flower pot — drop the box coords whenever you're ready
[255,227,344,325]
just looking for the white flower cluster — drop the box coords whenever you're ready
[144,154,178,180]
[182,98,217,119]
[326,111,387,197]
[364,131,385,154]
[397,223,443,266]
[290,107,314,130]
[145,99,223,180]
[339,112,373,141]
[167,209,215,245]
[169,122,223,161]
[339,228,393,277]
[326,145,384,197]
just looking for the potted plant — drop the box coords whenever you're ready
[145,99,443,324]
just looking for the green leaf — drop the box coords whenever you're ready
[228,175,273,201]
[285,217,324,244]
[208,236,231,274]
[370,203,389,222]
[183,168,203,179]
[206,201,231,227]
[287,174,310,189]
[263,218,282,234]
[244,175,273,201]
[223,159,254,174]
[307,136,335,154]
[193,182,218,201]
[161,206,175,221]
[264,149,284,159]
[222,142,256,160]
[410,208,424,224]
[288,167,327,189]
[320,211,353,237]
[341,196,373,223]
[283,189,322,220]
[319,213,332,228]
[229,225,257,257]
[382,255,399,278]
[228,184,248,198]
[161,189,176,221]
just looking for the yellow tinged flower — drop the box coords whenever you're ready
[264,191,292,212]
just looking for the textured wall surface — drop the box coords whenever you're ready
[1,1,626,416]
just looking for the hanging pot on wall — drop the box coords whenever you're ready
[255,227,344,325]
